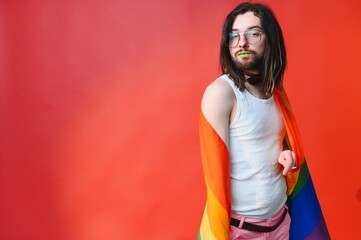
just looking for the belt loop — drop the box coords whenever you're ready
[230,214,245,228]
[239,218,245,228]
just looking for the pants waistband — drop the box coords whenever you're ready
[230,207,288,233]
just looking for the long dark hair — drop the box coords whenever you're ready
[220,2,286,95]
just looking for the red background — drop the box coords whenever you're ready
[1,0,361,239]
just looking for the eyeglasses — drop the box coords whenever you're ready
[227,29,263,47]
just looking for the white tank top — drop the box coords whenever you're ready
[221,75,287,218]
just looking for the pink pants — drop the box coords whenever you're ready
[230,206,291,240]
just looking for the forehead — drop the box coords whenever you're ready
[232,11,262,31]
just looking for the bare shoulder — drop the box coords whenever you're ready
[201,77,235,122]
[202,78,234,103]
[201,77,235,111]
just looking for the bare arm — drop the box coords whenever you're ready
[201,78,235,149]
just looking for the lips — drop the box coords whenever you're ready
[237,50,251,57]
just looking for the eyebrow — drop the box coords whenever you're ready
[231,25,262,31]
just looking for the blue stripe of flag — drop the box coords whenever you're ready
[288,176,322,240]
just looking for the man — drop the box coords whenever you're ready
[198,2,330,240]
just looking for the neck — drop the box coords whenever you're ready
[243,70,259,76]
[243,71,262,85]
[243,71,271,99]
[244,81,269,99]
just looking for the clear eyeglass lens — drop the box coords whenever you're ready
[228,33,239,47]
[228,30,261,47]
[245,30,261,44]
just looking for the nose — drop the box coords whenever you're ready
[238,34,248,48]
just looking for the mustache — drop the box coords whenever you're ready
[236,50,255,55]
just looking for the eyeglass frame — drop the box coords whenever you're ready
[227,29,263,47]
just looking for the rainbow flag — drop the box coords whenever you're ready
[198,87,330,240]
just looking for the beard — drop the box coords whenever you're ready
[233,52,264,85]
[234,53,263,71]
